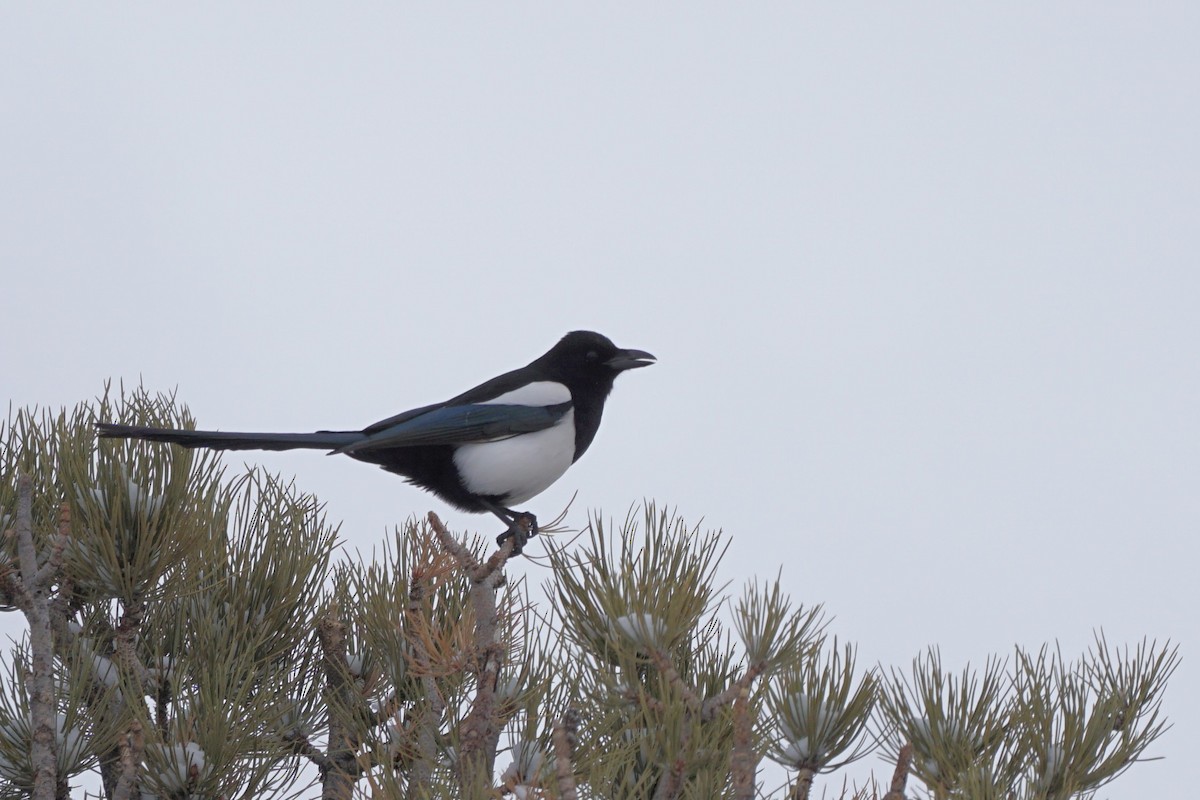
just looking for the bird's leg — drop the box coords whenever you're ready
[496,511,538,553]
[482,502,538,553]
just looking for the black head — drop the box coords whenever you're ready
[534,331,656,396]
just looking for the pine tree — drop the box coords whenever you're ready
[0,389,1177,799]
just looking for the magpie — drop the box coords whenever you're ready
[97,331,655,549]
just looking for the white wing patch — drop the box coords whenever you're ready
[481,381,571,407]
[453,409,576,506]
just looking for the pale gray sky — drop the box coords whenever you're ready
[3,5,1197,797]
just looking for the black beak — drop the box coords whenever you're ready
[606,348,657,371]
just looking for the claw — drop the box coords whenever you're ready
[495,511,537,554]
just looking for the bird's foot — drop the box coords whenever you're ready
[496,511,538,554]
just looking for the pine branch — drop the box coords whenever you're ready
[32,503,70,592]
[649,647,702,712]
[404,548,444,800]
[703,661,767,722]
[284,729,332,772]
[552,716,580,800]
[428,512,513,794]
[654,748,691,800]
[788,768,816,800]
[318,610,359,800]
[731,682,758,800]
[114,595,152,696]
[112,720,144,800]
[14,474,58,800]
[882,743,912,800]
[0,546,32,612]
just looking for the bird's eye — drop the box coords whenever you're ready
[586,350,600,361]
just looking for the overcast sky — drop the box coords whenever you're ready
[3,5,1197,797]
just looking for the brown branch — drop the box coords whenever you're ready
[405,553,443,800]
[114,594,153,695]
[788,768,816,800]
[318,609,358,800]
[428,512,509,795]
[2,513,32,612]
[561,707,580,759]
[112,719,144,800]
[45,571,135,800]
[620,681,668,714]
[654,751,690,800]
[374,689,402,728]
[45,507,80,653]
[428,512,480,572]
[787,767,816,800]
[14,475,57,800]
[32,503,70,591]
[649,647,702,712]
[285,729,332,772]
[476,535,519,582]
[702,660,766,722]
[642,643,716,800]
[456,570,506,792]
[427,510,517,583]
[730,683,757,800]
[552,719,579,800]
[882,743,913,800]
[0,554,32,611]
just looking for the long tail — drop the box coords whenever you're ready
[96,423,364,452]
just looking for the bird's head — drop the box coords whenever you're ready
[536,331,656,395]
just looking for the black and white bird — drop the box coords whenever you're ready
[97,331,655,548]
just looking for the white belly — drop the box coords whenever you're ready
[453,409,576,506]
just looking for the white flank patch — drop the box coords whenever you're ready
[454,409,576,505]
[481,381,570,407]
